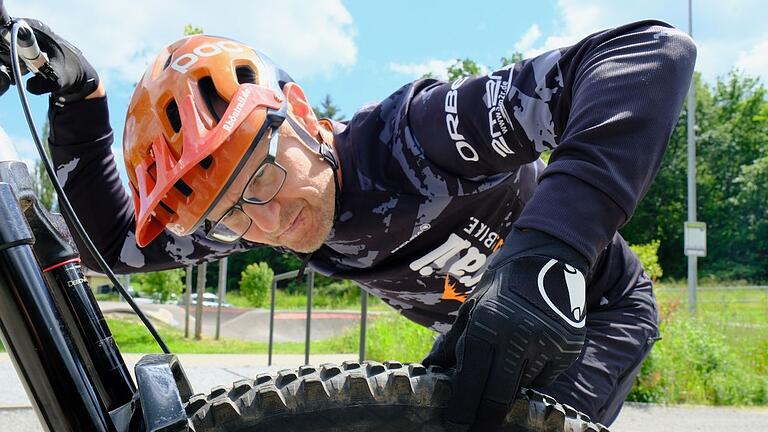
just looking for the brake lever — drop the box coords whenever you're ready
[0,19,58,81]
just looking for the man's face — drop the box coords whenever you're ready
[207,121,336,253]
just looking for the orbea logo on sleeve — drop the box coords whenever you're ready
[171,41,245,74]
[444,76,480,163]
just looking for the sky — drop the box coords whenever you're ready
[1,0,766,176]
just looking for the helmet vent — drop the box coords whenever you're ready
[162,54,173,71]
[198,76,227,123]
[174,179,193,197]
[158,200,176,215]
[236,65,257,84]
[198,155,213,170]
[165,100,182,133]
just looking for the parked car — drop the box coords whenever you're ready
[178,292,231,308]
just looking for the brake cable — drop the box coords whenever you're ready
[6,19,170,354]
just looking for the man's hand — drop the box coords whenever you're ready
[0,18,99,103]
[423,229,589,431]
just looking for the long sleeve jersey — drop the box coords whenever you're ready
[49,20,696,332]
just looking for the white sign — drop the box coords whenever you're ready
[684,222,707,257]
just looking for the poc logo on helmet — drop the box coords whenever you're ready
[171,41,245,74]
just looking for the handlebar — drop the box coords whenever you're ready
[0,1,11,28]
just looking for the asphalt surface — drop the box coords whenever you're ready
[100,301,373,342]
[1,353,767,431]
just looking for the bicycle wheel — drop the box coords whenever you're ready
[186,360,609,432]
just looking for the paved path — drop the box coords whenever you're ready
[100,301,376,342]
[2,353,766,431]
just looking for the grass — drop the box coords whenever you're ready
[105,311,436,362]
[105,316,356,354]
[225,289,391,311]
[627,281,768,405]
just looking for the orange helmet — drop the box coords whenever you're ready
[123,35,292,247]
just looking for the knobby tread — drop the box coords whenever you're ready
[186,360,609,432]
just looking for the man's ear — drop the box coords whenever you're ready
[283,82,320,137]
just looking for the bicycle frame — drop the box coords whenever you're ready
[0,161,191,432]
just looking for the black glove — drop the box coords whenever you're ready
[0,18,98,103]
[423,228,590,431]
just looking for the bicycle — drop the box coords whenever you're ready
[0,2,609,430]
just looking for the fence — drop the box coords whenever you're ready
[184,263,369,365]
[655,284,768,330]
[267,268,369,366]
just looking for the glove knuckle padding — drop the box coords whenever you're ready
[437,229,590,429]
[466,255,586,397]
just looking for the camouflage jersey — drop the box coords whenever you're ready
[48,20,696,332]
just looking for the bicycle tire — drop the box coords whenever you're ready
[185,360,609,432]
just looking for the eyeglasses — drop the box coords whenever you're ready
[204,123,287,243]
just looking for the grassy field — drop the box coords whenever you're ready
[226,289,391,311]
[104,316,356,355]
[628,283,768,405]
[104,313,435,362]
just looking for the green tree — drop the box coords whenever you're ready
[184,24,204,36]
[622,71,768,281]
[446,58,482,81]
[313,94,344,121]
[33,121,56,210]
[500,52,524,67]
[133,268,185,303]
[424,53,523,82]
[239,262,274,307]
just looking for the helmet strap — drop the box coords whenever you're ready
[284,114,343,222]
[284,115,342,280]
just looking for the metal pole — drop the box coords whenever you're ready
[359,287,367,363]
[304,270,313,366]
[268,279,276,366]
[194,262,207,340]
[267,270,299,366]
[184,266,192,338]
[215,258,227,340]
[687,0,698,313]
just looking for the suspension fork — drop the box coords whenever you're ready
[0,181,114,431]
[0,161,137,430]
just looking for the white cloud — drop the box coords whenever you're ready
[736,38,768,78]
[0,127,39,169]
[389,59,457,81]
[8,0,357,85]
[0,125,18,161]
[510,0,767,84]
[513,24,542,53]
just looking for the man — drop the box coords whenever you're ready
[3,17,695,430]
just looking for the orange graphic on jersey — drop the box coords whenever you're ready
[442,275,468,303]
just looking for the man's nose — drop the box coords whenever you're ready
[243,200,281,234]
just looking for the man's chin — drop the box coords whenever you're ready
[285,229,329,254]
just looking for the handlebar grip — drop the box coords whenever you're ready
[0,1,11,28]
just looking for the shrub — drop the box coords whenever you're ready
[239,262,274,307]
[628,315,768,405]
[133,268,184,303]
[630,240,663,282]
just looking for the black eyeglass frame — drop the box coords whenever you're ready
[203,115,287,243]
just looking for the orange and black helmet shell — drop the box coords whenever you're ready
[124,35,288,247]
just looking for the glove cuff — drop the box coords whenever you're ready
[491,228,589,274]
